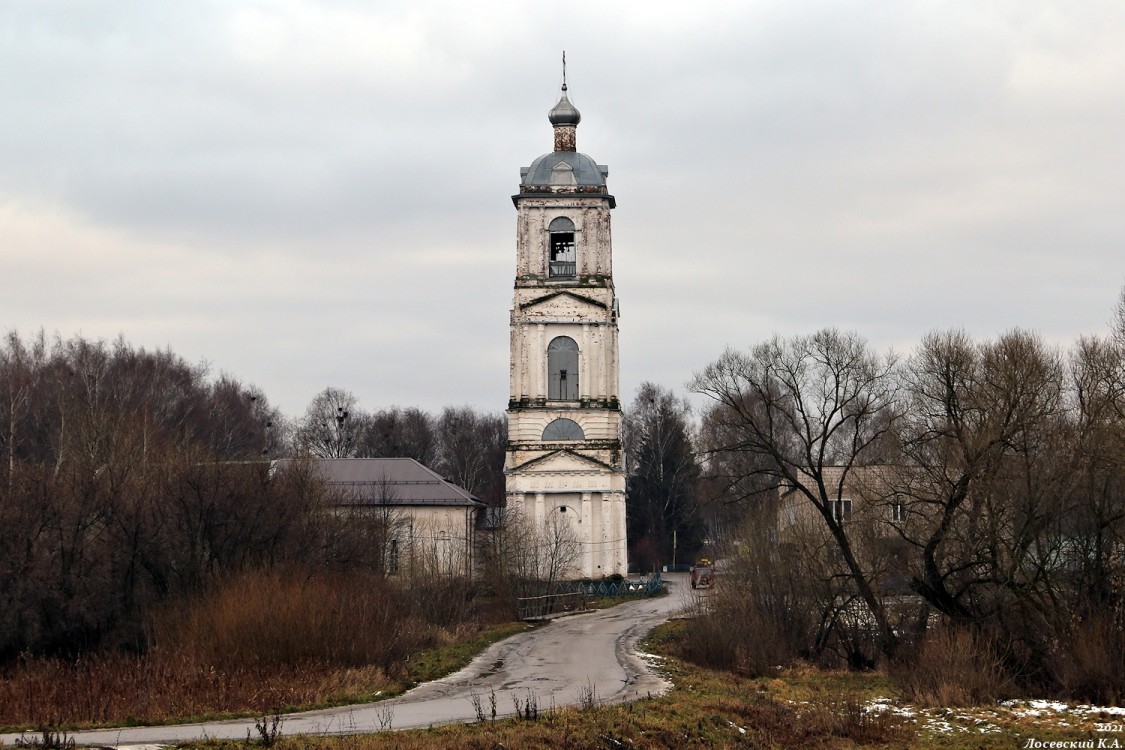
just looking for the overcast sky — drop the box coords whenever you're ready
[3,1,1123,419]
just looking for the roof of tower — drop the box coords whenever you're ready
[521,151,608,186]
[520,81,607,188]
[514,64,615,206]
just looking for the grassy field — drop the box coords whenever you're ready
[36,621,1100,750]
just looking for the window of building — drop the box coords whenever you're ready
[832,498,852,523]
[548,217,576,278]
[547,336,579,400]
[542,418,585,440]
[891,499,907,523]
[388,538,399,574]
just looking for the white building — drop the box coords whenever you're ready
[504,77,628,578]
[272,457,483,578]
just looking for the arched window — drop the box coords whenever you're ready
[547,336,579,400]
[542,418,584,440]
[548,216,576,278]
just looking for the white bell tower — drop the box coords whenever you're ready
[504,69,627,579]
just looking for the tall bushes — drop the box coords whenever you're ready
[153,570,435,671]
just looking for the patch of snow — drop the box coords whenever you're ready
[1001,699,1070,717]
[1075,704,1125,717]
[863,697,917,719]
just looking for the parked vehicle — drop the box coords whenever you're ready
[690,559,715,589]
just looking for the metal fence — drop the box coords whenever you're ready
[516,574,665,621]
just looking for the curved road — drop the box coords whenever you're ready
[0,574,692,746]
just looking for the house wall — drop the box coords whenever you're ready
[777,467,911,544]
[402,506,477,578]
[338,504,477,579]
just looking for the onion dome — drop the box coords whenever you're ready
[548,84,582,127]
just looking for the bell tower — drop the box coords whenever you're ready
[505,66,627,578]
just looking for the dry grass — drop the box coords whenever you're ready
[893,626,1014,708]
[0,570,515,731]
[1048,612,1125,706]
[0,653,393,729]
[154,570,437,672]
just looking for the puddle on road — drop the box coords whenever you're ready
[481,659,505,677]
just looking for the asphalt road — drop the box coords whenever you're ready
[0,573,693,746]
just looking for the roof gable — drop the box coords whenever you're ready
[509,448,614,474]
[520,290,607,315]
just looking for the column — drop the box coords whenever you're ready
[536,323,546,398]
[585,323,594,404]
[534,492,545,529]
[581,491,593,577]
[616,492,627,575]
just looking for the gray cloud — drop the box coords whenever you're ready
[2,1,1123,417]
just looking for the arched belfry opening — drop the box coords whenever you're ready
[504,63,627,578]
[548,217,576,278]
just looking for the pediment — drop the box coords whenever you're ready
[520,290,607,316]
[549,161,577,186]
[511,448,614,474]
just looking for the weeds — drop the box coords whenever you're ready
[468,688,497,723]
[511,690,539,721]
[374,705,394,732]
[469,693,484,723]
[154,571,434,672]
[251,713,283,747]
[12,727,74,750]
[578,678,598,711]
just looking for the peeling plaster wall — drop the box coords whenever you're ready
[515,198,613,279]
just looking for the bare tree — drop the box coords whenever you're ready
[364,475,409,577]
[690,329,903,657]
[890,330,1071,626]
[361,407,439,465]
[435,406,506,505]
[0,332,312,659]
[0,331,43,484]
[294,387,366,458]
[487,508,581,602]
[1071,333,1125,610]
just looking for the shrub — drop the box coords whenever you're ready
[1048,611,1125,705]
[668,583,803,677]
[894,626,1013,707]
[407,578,475,630]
